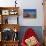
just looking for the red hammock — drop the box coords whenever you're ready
[21,28,41,46]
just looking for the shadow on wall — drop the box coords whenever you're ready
[18,26,44,44]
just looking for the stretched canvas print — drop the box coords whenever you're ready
[23,9,36,18]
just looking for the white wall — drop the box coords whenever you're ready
[0,0,44,26]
